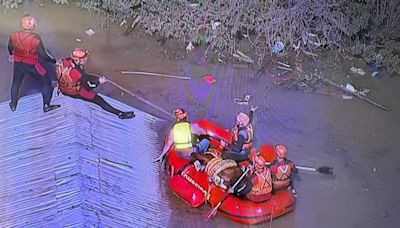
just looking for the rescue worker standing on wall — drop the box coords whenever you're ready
[56,48,135,119]
[222,106,258,162]
[8,15,60,112]
[154,108,210,162]
[270,144,298,197]
[233,152,273,202]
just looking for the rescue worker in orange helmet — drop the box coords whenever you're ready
[56,48,135,119]
[222,105,258,162]
[154,108,210,162]
[233,152,273,202]
[269,144,298,197]
[8,15,60,112]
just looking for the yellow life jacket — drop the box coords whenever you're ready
[172,121,193,150]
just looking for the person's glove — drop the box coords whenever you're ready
[247,164,254,171]
[98,76,107,84]
[194,160,202,172]
[250,105,259,112]
[8,55,14,63]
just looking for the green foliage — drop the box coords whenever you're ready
[341,0,374,35]
[345,0,400,75]
[2,0,23,9]
[2,0,398,75]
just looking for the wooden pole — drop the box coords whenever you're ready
[320,77,391,111]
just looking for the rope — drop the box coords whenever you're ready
[88,72,175,119]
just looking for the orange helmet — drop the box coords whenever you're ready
[275,144,287,158]
[174,108,187,120]
[71,48,89,64]
[236,112,250,126]
[21,16,37,31]
[253,154,266,171]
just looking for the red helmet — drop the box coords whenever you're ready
[21,16,37,31]
[236,112,250,126]
[71,48,89,64]
[174,108,187,120]
[275,144,287,158]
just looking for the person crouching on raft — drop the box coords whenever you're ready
[155,108,210,162]
[230,152,273,202]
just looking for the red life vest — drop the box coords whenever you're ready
[231,124,254,150]
[56,59,81,95]
[272,161,293,191]
[251,168,272,195]
[10,31,46,76]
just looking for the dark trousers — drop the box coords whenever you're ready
[67,93,122,116]
[222,149,250,162]
[11,62,53,106]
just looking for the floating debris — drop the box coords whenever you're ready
[234,95,251,105]
[203,75,216,84]
[85,28,95,36]
[350,67,366,76]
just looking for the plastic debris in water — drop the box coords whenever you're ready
[234,95,251,105]
[203,75,216,84]
[272,41,284,53]
[186,41,194,52]
[350,67,366,76]
[345,83,356,93]
[85,28,95,36]
[342,94,353,100]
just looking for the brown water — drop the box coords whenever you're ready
[1,2,399,227]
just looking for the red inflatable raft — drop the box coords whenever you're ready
[166,119,231,207]
[165,120,296,224]
[207,144,296,224]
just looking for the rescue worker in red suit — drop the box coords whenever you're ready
[231,152,273,202]
[270,144,298,197]
[8,15,60,112]
[56,48,135,119]
[154,108,210,162]
[222,106,258,162]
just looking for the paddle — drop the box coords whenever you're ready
[296,165,334,175]
[206,167,250,220]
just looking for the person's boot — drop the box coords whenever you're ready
[290,187,298,198]
[43,104,61,113]
[118,111,135,119]
[9,101,17,112]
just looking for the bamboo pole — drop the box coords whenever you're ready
[317,76,390,111]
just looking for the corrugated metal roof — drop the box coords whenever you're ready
[0,93,172,227]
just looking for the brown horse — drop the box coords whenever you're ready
[190,152,247,192]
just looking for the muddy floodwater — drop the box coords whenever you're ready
[0,2,399,227]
